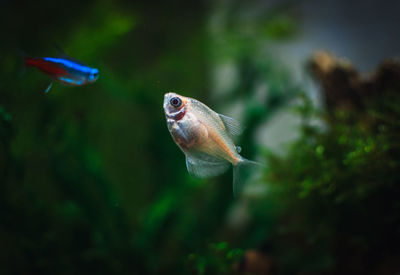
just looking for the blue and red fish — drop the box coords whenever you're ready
[24,54,99,93]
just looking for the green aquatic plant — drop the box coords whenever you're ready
[261,88,400,273]
[187,242,243,275]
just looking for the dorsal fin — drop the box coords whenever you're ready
[53,43,67,55]
[218,114,244,136]
[53,43,88,66]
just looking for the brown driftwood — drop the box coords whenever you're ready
[309,51,400,113]
[234,249,274,275]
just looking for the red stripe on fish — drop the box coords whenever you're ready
[25,57,67,76]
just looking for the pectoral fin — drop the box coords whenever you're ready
[44,81,53,93]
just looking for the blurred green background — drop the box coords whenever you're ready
[1,0,400,274]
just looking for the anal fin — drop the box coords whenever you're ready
[185,153,230,179]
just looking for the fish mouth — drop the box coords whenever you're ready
[163,93,171,109]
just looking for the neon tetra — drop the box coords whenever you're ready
[24,55,99,92]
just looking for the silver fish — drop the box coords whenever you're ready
[163,92,258,196]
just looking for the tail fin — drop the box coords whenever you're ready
[232,158,262,197]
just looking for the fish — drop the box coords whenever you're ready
[163,92,259,196]
[24,54,99,93]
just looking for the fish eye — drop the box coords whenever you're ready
[170,97,182,107]
[92,71,99,78]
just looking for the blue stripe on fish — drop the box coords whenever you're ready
[58,77,84,85]
[43,57,97,74]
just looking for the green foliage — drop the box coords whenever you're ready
[187,242,243,274]
[263,91,400,273]
[260,14,298,39]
